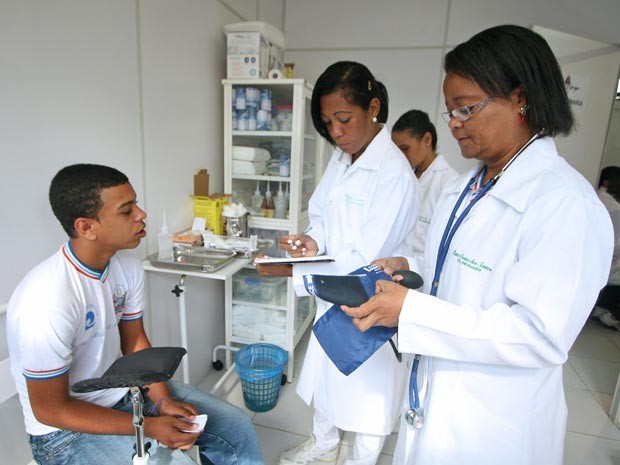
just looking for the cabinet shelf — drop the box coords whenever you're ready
[248,216,305,231]
[232,299,288,311]
[231,174,291,182]
[233,130,292,137]
[223,78,326,382]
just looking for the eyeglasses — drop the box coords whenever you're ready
[441,97,493,123]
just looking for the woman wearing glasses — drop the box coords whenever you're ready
[342,25,613,465]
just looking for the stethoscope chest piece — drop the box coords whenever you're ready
[405,408,424,429]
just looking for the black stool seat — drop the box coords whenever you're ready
[71,347,187,393]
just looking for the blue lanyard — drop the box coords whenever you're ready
[406,132,541,427]
[408,170,493,414]
[430,169,495,296]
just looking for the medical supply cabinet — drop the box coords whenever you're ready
[222,78,327,381]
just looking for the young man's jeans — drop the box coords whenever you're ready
[29,382,264,465]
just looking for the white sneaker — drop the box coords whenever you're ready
[279,436,339,465]
[597,310,620,331]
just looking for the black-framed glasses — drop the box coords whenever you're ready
[441,97,493,123]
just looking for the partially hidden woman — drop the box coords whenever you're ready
[257,61,420,465]
[391,109,458,257]
[342,25,613,465]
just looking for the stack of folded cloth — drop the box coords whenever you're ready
[232,146,271,175]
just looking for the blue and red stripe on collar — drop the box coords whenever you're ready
[62,242,110,282]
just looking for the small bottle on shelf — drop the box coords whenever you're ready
[278,149,290,177]
[251,181,264,216]
[262,182,275,218]
[274,182,287,219]
[285,184,291,219]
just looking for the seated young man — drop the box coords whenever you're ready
[7,164,264,465]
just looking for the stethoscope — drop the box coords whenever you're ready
[405,132,543,428]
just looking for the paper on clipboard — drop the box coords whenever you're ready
[254,255,335,265]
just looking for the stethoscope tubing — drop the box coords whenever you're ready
[406,132,542,427]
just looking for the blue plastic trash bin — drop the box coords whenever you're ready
[235,343,288,412]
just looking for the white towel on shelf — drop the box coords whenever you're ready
[232,146,271,162]
[232,160,267,175]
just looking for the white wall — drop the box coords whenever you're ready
[283,0,620,177]
[0,1,282,462]
[535,26,620,185]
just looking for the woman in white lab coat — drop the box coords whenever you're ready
[391,110,458,257]
[257,61,419,465]
[342,25,614,465]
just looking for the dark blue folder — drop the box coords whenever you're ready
[303,264,398,376]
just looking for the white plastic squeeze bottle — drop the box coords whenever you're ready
[274,182,287,219]
[157,211,174,260]
[251,181,264,216]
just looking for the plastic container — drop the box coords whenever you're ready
[278,152,290,177]
[274,104,292,131]
[245,87,259,108]
[235,343,288,412]
[157,211,174,260]
[256,109,271,131]
[233,269,286,304]
[234,87,246,110]
[224,213,250,238]
[260,89,272,111]
[237,110,247,131]
[247,106,257,131]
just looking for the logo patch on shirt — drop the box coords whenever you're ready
[113,285,127,314]
[85,305,96,330]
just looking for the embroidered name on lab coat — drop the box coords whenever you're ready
[453,250,493,272]
[346,194,365,207]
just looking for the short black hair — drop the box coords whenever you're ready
[599,166,620,187]
[49,164,129,238]
[444,25,574,137]
[392,109,438,151]
[311,61,389,145]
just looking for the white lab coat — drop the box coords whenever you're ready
[412,155,458,257]
[292,126,420,435]
[394,137,613,465]
[597,187,620,284]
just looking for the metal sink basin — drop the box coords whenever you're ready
[147,246,237,273]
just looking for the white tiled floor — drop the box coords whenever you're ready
[198,319,620,465]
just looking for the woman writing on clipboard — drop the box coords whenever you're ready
[256,61,419,465]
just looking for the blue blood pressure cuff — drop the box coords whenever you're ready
[304,264,397,376]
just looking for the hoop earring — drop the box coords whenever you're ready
[372,116,378,123]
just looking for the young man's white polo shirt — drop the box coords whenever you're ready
[7,243,144,436]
